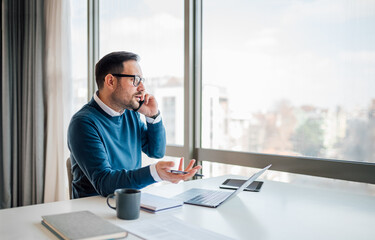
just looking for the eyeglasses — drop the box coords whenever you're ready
[112,74,145,87]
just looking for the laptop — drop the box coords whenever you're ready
[174,164,272,208]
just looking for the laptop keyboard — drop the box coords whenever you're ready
[187,190,231,206]
[174,188,232,207]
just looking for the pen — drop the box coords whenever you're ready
[169,170,204,177]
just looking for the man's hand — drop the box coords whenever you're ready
[137,93,159,118]
[156,158,202,184]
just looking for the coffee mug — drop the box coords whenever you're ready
[106,188,141,220]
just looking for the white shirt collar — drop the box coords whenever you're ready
[93,91,124,117]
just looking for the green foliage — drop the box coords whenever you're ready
[292,118,325,156]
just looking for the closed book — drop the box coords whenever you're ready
[41,210,127,240]
[141,193,183,213]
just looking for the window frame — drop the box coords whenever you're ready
[88,0,375,184]
[87,0,99,100]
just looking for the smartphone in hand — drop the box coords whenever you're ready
[134,100,144,112]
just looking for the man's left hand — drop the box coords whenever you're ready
[156,158,202,184]
[137,93,159,118]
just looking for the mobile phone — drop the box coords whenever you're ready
[219,179,263,192]
[169,170,204,177]
[134,100,144,112]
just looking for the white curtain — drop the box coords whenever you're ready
[43,0,72,202]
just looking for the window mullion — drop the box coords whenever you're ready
[87,0,99,100]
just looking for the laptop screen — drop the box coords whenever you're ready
[224,164,272,203]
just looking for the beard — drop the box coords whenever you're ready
[112,86,141,111]
[130,98,141,110]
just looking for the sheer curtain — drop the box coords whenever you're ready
[43,0,72,202]
[0,0,71,208]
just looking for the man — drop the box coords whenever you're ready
[68,51,200,198]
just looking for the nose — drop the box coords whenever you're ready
[137,81,145,91]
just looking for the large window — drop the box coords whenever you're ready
[99,0,185,146]
[202,0,375,163]
[80,0,375,185]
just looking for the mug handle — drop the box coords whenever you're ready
[106,193,116,210]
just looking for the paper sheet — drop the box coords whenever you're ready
[123,216,234,240]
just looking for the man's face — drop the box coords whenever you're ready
[110,60,145,111]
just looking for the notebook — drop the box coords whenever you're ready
[41,210,127,240]
[174,164,271,208]
[141,192,183,213]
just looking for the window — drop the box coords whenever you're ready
[69,0,88,198]
[99,0,184,146]
[85,0,375,185]
[162,96,177,144]
[70,0,88,112]
[202,0,375,163]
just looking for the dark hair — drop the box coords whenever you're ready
[95,51,140,89]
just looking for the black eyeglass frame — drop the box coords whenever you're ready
[112,73,145,87]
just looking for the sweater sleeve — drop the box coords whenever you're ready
[68,116,156,197]
[139,116,166,159]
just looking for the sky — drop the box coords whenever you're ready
[70,0,375,114]
[202,0,375,113]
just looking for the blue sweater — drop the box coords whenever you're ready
[67,98,166,198]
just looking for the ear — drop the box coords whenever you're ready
[104,74,116,90]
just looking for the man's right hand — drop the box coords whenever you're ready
[156,158,202,184]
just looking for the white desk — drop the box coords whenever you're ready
[1,175,375,240]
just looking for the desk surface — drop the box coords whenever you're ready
[1,175,375,240]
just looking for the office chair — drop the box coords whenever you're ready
[66,157,73,199]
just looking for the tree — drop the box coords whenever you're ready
[292,118,324,157]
